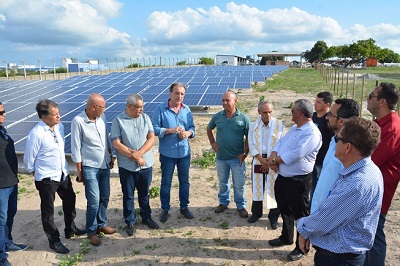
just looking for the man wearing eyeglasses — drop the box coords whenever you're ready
[297,117,383,266]
[71,93,116,246]
[111,94,159,236]
[311,99,359,213]
[364,82,400,266]
[266,99,322,261]
[24,99,85,254]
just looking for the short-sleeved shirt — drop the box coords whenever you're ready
[208,109,250,160]
[110,111,155,172]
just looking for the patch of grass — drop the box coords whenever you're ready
[192,150,216,169]
[18,187,27,194]
[145,243,159,250]
[58,209,64,216]
[218,221,229,229]
[149,186,160,198]
[213,237,229,246]
[185,230,195,236]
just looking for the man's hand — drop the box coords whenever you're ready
[298,235,310,254]
[237,153,247,165]
[109,156,115,169]
[210,142,218,153]
[76,172,84,184]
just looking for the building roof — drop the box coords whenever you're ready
[257,52,304,57]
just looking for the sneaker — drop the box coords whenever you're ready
[0,258,12,266]
[159,210,169,223]
[180,208,194,219]
[238,208,249,218]
[214,204,228,213]
[142,219,160,229]
[5,242,28,252]
[126,224,136,236]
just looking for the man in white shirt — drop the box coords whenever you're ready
[24,99,85,254]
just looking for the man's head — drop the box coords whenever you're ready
[169,83,186,107]
[258,101,273,125]
[367,82,399,118]
[126,94,144,118]
[314,91,333,114]
[86,93,106,119]
[36,99,60,128]
[0,102,5,125]
[334,117,380,164]
[326,99,360,133]
[222,90,237,113]
[292,99,313,125]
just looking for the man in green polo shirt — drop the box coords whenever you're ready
[207,91,250,218]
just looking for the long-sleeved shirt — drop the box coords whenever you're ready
[273,121,322,177]
[297,157,383,254]
[70,111,111,169]
[0,125,18,188]
[311,136,344,213]
[23,121,68,181]
[152,101,195,159]
[371,112,400,214]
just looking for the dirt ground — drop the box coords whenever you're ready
[8,90,400,265]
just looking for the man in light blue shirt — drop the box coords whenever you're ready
[24,99,85,254]
[152,83,195,223]
[111,94,159,236]
[297,117,383,266]
[71,93,116,246]
[311,99,359,213]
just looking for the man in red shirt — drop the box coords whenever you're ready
[364,82,400,266]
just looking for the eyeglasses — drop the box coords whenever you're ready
[368,93,378,100]
[334,135,350,144]
[95,104,106,110]
[326,111,339,119]
[131,104,144,109]
[0,110,5,116]
[51,130,58,143]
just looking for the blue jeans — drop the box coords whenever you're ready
[216,158,246,209]
[0,185,17,260]
[159,154,190,210]
[119,167,153,226]
[83,166,110,235]
[363,214,386,266]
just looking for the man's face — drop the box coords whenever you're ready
[170,85,186,105]
[129,100,144,118]
[92,99,106,118]
[291,103,301,124]
[314,97,329,113]
[0,105,5,125]
[42,107,60,127]
[367,86,381,116]
[334,130,349,162]
[258,103,272,124]
[326,104,341,132]
[222,92,237,112]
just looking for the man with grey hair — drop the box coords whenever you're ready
[247,101,283,229]
[267,99,322,261]
[111,94,159,236]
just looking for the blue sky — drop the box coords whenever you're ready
[1,0,400,67]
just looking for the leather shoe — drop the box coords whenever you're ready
[142,219,160,229]
[180,208,194,219]
[49,241,69,254]
[96,226,116,235]
[65,228,87,239]
[159,210,169,223]
[214,204,228,213]
[268,237,293,247]
[270,222,279,230]
[287,248,304,261]
[126,224,136,236]
[87,234,101,246]
[247,215,260,223]
[238,208,249,218]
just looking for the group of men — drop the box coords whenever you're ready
[0,81,398,266]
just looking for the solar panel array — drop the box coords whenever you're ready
[0,65,288,153]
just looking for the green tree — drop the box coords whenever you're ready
[304,40,328,63]
[199,57,214,65]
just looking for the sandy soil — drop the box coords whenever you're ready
[8,90,400,265]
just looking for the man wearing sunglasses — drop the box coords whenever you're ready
[364,82,400,266]
[297,117,383,266]
[311,99,359,213]
[24,99,85,254]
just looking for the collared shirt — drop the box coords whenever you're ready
[70,111,111,169]
[208,108,250,160]
[152,100,195,159]
[23,121,68,181]
[0,125,18,188]
[297,157,383,254]
[273,121,322,177]
[311,136,344,213]
[110,111,155,171]
[371,112,400,214]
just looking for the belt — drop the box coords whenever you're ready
[314,246,360,260]
[279,173,310,182]
[262,154,268,158]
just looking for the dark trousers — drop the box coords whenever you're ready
[314,247,366,266]
[35,175,78,244]
[250,173,280,223]
[274,173,311,249]
[119,167,153,225]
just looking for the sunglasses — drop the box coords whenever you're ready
[368,93,378,100]
[326,111,339,118]
[334,135,350,144]
[0,110,5,116]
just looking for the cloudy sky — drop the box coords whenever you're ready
[1,0,400,66]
